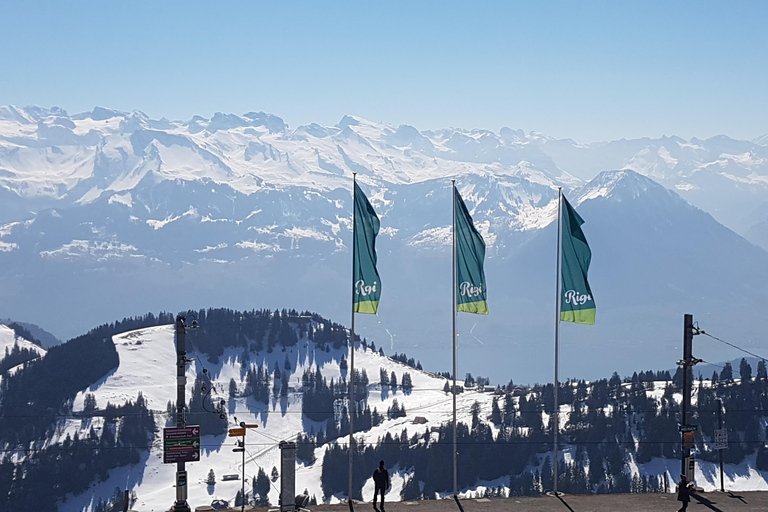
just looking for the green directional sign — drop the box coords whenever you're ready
[164,438,201,449]
[679,424,698,433]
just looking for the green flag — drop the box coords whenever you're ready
[454,187,488,314]
[560,195,595,324]
[353,182,381,314]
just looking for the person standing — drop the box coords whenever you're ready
[372,460,390,511]
[677,474,693,512]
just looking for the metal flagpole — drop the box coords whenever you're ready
[348,172,357,510]
[451,180,458,499]
[553,187,562,495]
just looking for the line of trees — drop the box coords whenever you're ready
[317,360,768,499]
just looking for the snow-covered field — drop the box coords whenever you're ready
[0,323,46,359]
[38,324,768,511]
[0,323,46,383]
[58,325,498,512]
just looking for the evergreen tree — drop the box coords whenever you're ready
[720,362,733,381]
[402,372,413,393]
[739,358,753,383]
[757,446,768,470]
[83,393,97,414]
[254,467,271,505]
[401,475,421,500]
[380,367,389,387]
[758,360,768,381]
[470,401,481,429]
[490,397,502,425]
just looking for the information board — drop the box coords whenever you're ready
[164,425,201,464]
[714,428,728,450]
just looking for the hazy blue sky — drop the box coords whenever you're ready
[1,1,766,142]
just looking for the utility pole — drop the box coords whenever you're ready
[718,398,724,492]
[678,314,700,481]
[174,315,192,512]
[241,431,246,512]
[229,422,258,510]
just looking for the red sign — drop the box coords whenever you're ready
[164,426,201,439]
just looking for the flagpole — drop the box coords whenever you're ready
[553,187,562,495]
[348,172,357,508]
[451,179,458,499]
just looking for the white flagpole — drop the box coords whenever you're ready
[348,172,357,507]
[451,179,458,499]
[553,187,562,495]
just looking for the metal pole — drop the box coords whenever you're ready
[553,188,562,495]
[242,431,246,512]
[718,398,724,492]
[681,314,694,477]
[452,180,458,498]
[174,316,191,512]
[349,173,357,507]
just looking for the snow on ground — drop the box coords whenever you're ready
[60,325,500,512]
[72,325,177,413]
[0,323,46,383]
[0,323,46,358]
[56,326,768,511]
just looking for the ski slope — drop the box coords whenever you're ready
[60,325,497,511]
[0,323,46,382]
[57,324,768,511]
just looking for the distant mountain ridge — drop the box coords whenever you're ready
[0,105,766,383]
[1,105,765,240]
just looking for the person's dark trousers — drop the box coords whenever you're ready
[678,502,688,512]
[373,486,385,509]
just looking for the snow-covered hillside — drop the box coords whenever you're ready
[0,323,46,380]
[0,324,45,356]
[50,322,768,512]
[59,324,497,511]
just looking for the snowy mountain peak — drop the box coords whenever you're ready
[498,127,526,142]
[577,169,673,205]
[67,106,131,122]
[338,114,361,128]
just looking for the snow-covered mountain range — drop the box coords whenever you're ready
[0,106,766,383]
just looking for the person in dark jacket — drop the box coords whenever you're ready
[372,460,390,511]
[677,474,693,511]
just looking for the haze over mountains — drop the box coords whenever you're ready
[0,105,766,383]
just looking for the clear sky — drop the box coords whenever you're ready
[1,1,766,143]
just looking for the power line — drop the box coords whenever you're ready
[698,329,768,363]
[698,359,725,370]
